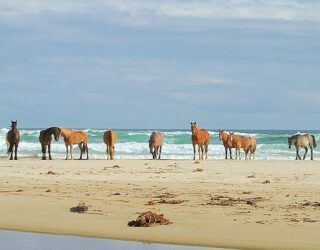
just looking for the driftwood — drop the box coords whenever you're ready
[128,211,172,227]
[147,198,186,205]
[207,195,264,207]
[289,201,320,209]
[70,202,88,213]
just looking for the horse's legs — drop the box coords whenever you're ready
[198,144,201,160]
[48,144,52,160]
[193,144,196,160]
[9,144,13,160]
[65,145,69,160]
[158,146,162,160]
[229,148,232,159]
[41,144,46,160]
[70,145,73,160]
[296,147,301,160]
[106,145,110,160]
[303,147,308,160]
[205,143,208,159]
[310,146,314,160]
[200,144,204,160]
[224,147,228,160]
[244,149,248,160]
[78,143,83,160]
[86,144,89,160]
[14,144,18,160]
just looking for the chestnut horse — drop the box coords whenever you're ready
[191,122,210,160]
[219,130,234,159]
[60,128,89,160]
[149,131,164,159]
[229,133,256,160]
[6,120,20,160]
[39,127,61,160]
[103,130,117,160]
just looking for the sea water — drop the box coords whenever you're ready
[0,230,220,250]
[0,128,319,160]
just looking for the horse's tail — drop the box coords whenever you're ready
[312,135,317,148]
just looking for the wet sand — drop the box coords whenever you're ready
[0,159,319,249]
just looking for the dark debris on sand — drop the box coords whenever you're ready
[70,202,88,213]
[128,211,172,227]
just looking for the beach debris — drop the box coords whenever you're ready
[158,198,185,204]
[70,202,88,213]
[194,161,200,164]
[46,170,56,175]
[128,211,172,227]
[46,189,51,192]
[193,168,204,172]
[15,189,23,192]
[155,193,176,199]
[146,198,186,205]
[247,174,256,178]
[113,192,121,195]
[243,191,251,194]
[256,220,265,224]
[262,180,270,184]
[207,195,264,207]
[288,201,320,209]
[112,165,120,168]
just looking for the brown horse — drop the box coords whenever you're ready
[219,130,234,159]
[149,131,164,159]
[39,127,61,160]
[229,133,256,160]
[6,120,20,160]
[60,128,89,160]
[103,130,117,160]
[191,122,210,160]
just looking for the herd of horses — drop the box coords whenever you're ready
[4,120,317,161]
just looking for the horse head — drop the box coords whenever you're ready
[10,120,17,129]
[288,137,292,149]
[54,127,61,141]
[191,122,197,135]
[218,130,224,141]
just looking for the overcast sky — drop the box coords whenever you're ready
[0,0,320,129]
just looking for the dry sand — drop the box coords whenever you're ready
[0,159,320,249]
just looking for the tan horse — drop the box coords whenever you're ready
[149,131,164,159]
[60,128,89,160]
[103,130,117,160]
[219,130,234,159]
[229,133,256,160]
[191,122,210,160]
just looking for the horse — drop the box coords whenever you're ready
[149,131,164,159]
[288,134,316,160]
[6,120,20,160]
[219,130,234,159]
[103,130,117,160]
[39,127,61,160]
[229,133,256,160]
[191,122,210,160]
[60,128,89,160]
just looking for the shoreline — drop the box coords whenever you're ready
[1,159,320,249]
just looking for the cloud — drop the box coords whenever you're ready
[1,0,320,26]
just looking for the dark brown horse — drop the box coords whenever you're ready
[6,120,20,160]
[149,131,164,159]
[39,127,61,160]
[191,122,210,160]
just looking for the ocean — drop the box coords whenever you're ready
[1,128,319,160]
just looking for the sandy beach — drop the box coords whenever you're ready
[0,159,319,249]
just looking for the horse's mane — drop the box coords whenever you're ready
[60,128,72,137]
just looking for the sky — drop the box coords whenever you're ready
[0,0,320,129]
